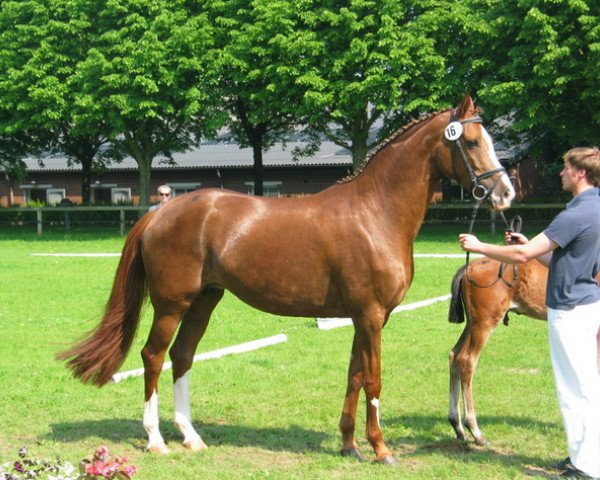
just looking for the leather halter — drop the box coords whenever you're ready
[448,114,507,201]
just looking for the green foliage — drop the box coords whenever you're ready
[455,0,599,149]
[203,0,314,195]
[295,0,454,169]
[72,0,225,204]
[0,0,597,199]
[23,199,46,208]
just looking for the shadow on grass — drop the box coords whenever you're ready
[386,413,562,476]
[47,419,331,454]
[47,413,562,474]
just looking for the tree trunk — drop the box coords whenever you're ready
[80,156,93,205]
[351,105,370,171]
[252,141,264,196]
[137,155,152,207]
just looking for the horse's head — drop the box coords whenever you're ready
[440,95,515,211]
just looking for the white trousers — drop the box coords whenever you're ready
[548,301,600,478]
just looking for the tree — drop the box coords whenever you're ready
[73,0,224,206]
[457,0,600,160]
[0,0,116,204]
[203,0,317,196]
[296,0,453,170]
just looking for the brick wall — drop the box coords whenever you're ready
[0,166,351,206]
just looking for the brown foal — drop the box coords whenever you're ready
[448,258,600,446]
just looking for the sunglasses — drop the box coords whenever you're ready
[159,193,170,197]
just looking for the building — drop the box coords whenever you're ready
[1,128,533,207]
[0,139,354,207]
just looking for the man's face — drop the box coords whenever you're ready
[559,161,581,193]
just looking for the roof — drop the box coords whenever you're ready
[21,140,352,172]
[14,121,524,173]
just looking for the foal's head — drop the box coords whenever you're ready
[440,95,515,211]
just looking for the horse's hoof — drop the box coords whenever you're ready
[375,455,399,466]
[340,447,367,462]
[474,436,489,447]
[147,442,170,454]
[184,438,208,451]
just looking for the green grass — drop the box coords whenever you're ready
[0,226,563,479]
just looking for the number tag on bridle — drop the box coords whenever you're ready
[445,121,463,141]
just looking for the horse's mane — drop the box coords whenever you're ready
[337,109,449,184]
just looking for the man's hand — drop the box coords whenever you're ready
[459,233,482,253]
[504,231,528,245]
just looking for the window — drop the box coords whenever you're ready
[112,188,131,204]
[245,181,282,197]
[19,183,53,204]
[46,188,65,205]
[91,183,117,205]
[169,183,201,197]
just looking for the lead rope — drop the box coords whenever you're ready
[464,204,513,266]
[465,212,523,289]
[465,200,482,266]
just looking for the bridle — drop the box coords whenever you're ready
[445,114,507,202]
[445,114,516,279]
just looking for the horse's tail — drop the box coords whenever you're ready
[57,213,155,386]
[448,264,467,324]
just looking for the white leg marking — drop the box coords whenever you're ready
[370,398,381,429]
[174,372,206,450]
[143,390,168,452]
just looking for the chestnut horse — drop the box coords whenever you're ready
[58,95,514,464]
[447,257,600,446]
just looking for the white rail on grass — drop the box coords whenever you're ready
[316,294,451,330]
[111,333,288,383]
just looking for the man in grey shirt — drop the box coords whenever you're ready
[459,147,600,480]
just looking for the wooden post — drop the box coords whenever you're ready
[36,209,43,236]
[120,209,125,236]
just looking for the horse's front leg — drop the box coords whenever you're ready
[169,288,223,451]
[340,335,367,462]
[355,313,398,465]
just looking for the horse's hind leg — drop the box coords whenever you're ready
[142,312,184,453]
[169,288,224,451]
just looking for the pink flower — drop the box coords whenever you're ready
[122,465,137,478]
[86,460,108,476]
[82,447,137,479]
[94,446,110,462]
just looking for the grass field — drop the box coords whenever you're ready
[0,225,564,479]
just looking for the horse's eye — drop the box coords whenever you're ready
[466,140,479,149]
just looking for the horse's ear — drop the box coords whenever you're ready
[453,94,475,119]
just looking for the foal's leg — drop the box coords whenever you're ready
[449,326,471,442]
[456,319,499,446]
[340,335,367,461]
[142,312,183,453]
[169,288,224,451]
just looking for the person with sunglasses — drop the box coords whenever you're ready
[149,184,172,211]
